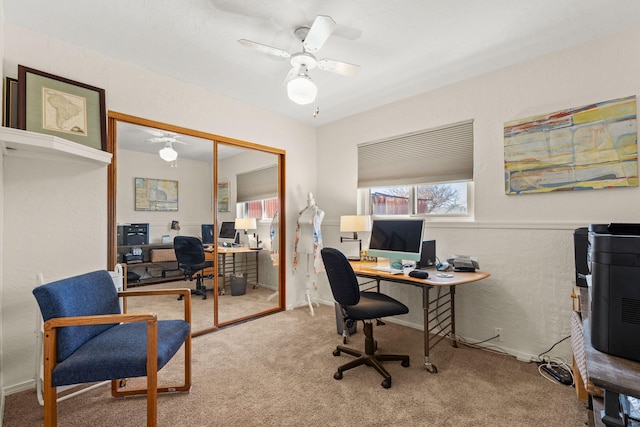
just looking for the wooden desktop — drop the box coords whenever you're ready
[350,261,490,373]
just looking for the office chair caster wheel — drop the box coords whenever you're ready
[334,371,343,380]
[333,349,341,357]
[425,364,438,373]
[401,358,410,368]
[177,295,184,301]
[381,378,391,389]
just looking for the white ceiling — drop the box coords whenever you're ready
[5,0,640,127]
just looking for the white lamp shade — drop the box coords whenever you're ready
[159,142,178,161]
[287,75,318,105]
[235,217,257,230]
[340,215,372,232]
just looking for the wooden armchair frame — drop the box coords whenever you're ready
[41,287,192,427]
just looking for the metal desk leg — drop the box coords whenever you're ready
[253,251,259,288]
[600,390,625,427]
[450,286,458,348]
[423,286,437,373]
[220,253,227,295]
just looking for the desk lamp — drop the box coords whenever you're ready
[340,215,371,261]
[235,218,257,247]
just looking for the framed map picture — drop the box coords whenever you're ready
[17,65,107,151]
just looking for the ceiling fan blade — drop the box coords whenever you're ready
[141,128,165,138]
[303,15,336,53]
[238,39,291,58]
[282,66,300,85]
[317,58,361,76]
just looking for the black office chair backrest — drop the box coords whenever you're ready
[174,236,205,266]
[321,248,361,306]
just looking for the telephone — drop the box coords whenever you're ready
[447,255,479,272]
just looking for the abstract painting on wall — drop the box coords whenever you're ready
[135,177,178,211]
[504,96,637,195]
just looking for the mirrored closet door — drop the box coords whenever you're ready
[107,112,285,335]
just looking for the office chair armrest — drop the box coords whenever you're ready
[119,288,192,324]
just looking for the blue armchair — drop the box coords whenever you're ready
[32,270,192,427]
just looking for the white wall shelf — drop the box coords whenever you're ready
[0,126,112,165]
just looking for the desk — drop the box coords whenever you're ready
[350,262,490,373]
[205,247,261,292]
[580,288,640,426]
[117,243,179,286]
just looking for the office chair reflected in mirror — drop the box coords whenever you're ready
[321,247,410,389]
[174,236,214,300]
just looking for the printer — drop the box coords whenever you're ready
[589,223,640,362]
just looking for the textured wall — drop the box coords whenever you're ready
[1,23,315,392]
[316,25,640,362]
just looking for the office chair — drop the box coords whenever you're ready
[321,247,410,389]
[32,270,192,427]
[174,235,214,300]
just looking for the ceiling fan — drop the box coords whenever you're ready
[142,128,187,163]
[238,15,360,106]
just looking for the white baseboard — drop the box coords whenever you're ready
[3,379,35,396]
[386,317,538,363]
[291,301,542,363]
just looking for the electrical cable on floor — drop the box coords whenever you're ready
[537,335,571,360]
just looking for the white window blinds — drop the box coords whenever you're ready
[357,119,474,188]
[236,165,278,202]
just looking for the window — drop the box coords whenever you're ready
[236,165,278,220]
[240,198,278,220]
[369,182,468,216]
[358,120,473,217]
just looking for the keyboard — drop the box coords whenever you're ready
[369,266,404,275]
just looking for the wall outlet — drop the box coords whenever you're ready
[495,327,503,342]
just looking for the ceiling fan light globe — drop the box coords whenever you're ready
[287,75,317,105]
[159,143,178,161]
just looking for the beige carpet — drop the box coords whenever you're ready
[4,304,588,426]
[125,278,279,332]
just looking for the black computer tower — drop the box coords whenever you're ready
[417,240,436,269]
[589,223,640,362]
[117,223,149,246]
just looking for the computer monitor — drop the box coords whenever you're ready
[201,224,214,244]
[367,219,425,269]
[218,221,238,246]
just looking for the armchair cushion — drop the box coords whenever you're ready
[52,320,190,387]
